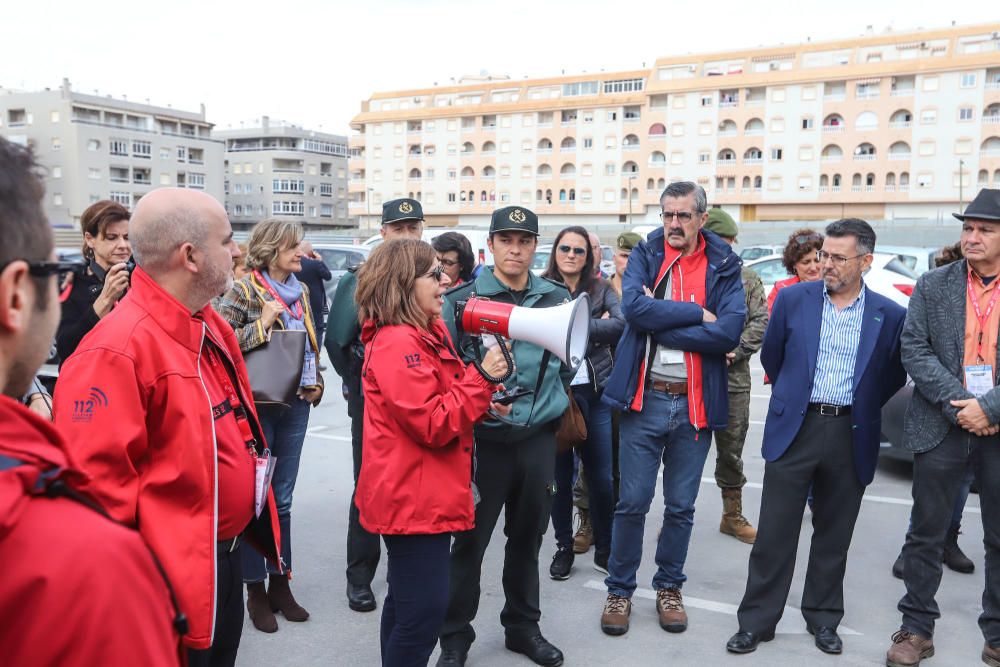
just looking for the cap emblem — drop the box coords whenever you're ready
[509,209,526,224]
[399,201,413,214]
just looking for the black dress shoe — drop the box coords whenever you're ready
[726,629,775,654]
[505,633,564,666]
[346,582,376,612]
[808,625,843,654]
[435,646,468,667]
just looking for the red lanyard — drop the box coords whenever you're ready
[967,270,1000,362]
[254,271,303,320]
[204,339,259,456]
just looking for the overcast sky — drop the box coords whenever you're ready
[1,1,988,136]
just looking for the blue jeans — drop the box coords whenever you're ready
[381,533,451,667]
[551,385,614,555]
[605,392,712,597]
[243,397,311,582]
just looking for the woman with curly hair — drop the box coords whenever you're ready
[767,228,824,314]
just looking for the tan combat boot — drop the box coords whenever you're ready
[573,509,593,554]
[721,488,757,544]
[886,630,934,667]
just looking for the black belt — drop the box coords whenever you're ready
[808,403,851,417]
[218,534,242,555]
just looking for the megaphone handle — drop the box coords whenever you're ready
[473,333,514,384]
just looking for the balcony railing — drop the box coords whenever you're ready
[854,154,877,161]
[746,99,765,106]
[889,152,912,160]
[818,185,829,193]
[890,88,915,97]
[851,185,862,192]
[743,157,763,165]
[622,144,640,151]
[537,147,552,154]
[866,185,875,192]
[890,121,913,129]
[832,185,841,192]
[717,129,737,137]
[987,81,1000,90]
[824,93,846,101]
[717,158,735,165]
[885,184,896,192]
[982,149,1000,157]
[856,91,880,99]
[821,155,842,163]
[985,115,1000,124]
[720,100,739,108]
[745,129,764,136]
[822,125,845,132]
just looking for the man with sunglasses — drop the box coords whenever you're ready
[437,206,572,667]
[326,197,424,613]
[0,138,181,665]
[727,218,906,657]
[600,181,746,637]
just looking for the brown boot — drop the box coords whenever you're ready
[886,630,934,667]
[267,574,310,622]
[573,509,593,554]
[720,488,757,544]
[984,643,1000,667]
[246,582,278,633]
[600,593,631,636]
[655,588,687,633]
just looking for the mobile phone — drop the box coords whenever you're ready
[491,387,534,406]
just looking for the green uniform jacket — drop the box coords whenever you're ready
[728,266,769,393]
[325,269,362,382]
[442,267,573,443]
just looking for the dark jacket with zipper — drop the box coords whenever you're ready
[56,267,105,366]
[572,279,625,391]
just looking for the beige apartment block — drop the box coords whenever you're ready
[348,23,1000,228]
[0,78,224,235]
[217,118,353,230]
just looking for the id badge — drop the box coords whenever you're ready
[659,349,684,365]
[964,364,995,398]
[471,481,481,507]
[254,449,276,518]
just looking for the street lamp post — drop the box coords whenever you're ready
[366,187,373,230]
[627,174,636,226]
[959,159,965,215]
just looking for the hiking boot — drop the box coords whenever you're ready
[721,488,757,544]
[886,630,934,667]
[656,588,688,633]
[573,509,593,554]
[267,573,309,622]
[600,594,631,636]
[549,546,574,580]
[943,526,975,574]
[983,643,1000,667]
[246,581,278,633]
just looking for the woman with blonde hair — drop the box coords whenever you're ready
[216,219,323,633]
[354,239,509,666]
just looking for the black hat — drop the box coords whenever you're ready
[382,198,423,225]
[954,189,1000,222]
[489,206,539,236]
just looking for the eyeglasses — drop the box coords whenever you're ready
[1,259,86,285]
[795,233,822,245]
[436,256,458,268]
[424,265,445,282]
[659,211,694,222]
[558,245,586,256]
[815,250,865,267]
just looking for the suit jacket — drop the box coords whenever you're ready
[295,257,332,327]
[901,259,1000,453]
[761,280,906,485]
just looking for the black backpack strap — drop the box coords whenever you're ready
[0,454,189,637]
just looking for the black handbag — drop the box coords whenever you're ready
[242,329,307,409]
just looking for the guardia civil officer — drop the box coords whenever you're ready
[437,206,572,667]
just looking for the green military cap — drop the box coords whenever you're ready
[704,208,739,239]
[616,232,643,251]
[382,198,423,225]
[489,206,539,236]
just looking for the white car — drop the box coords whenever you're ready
[744,252,917,308]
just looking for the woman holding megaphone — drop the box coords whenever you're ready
[543,226,626,580]
[353,239,511,667]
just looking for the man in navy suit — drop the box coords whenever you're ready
[726,218,906,657]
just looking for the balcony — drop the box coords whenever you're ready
[982,149,1000,158]
[824,93,846,101]
[818,186,828,193]
[832,185,841,193]
[889,152,911,160]
[890,88,914,97]
[273,168,305,173]
[851,185,862,192]
[822,125,845,133]
[985,115,1000,124]
[866,185,875,192]
[717,129,737,137]
[717,158,735,166]
[745,98,765,106]
[720,100,738,108]
[745,129,764,136]
[743,158,763,165]
[899,185,909,192]
[821,156,842,163]
[855,91,880,100]
[885,184,896,192]
[988,81,1000,90]
[622,144,640,151]
[854,154,877,161]
[889,121,912,130]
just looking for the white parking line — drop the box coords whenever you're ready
[582,580,860,635]
[306,426,351,442]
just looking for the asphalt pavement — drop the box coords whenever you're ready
[237,357,989,666]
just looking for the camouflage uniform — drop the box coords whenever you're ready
[714,267,768,489]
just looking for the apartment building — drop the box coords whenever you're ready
[217,118,353,230]
[348,23,1000,228]
[0,78,224,230]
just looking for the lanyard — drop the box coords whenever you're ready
[204,340,259,456]
[968,270,1000,362]
[254,270,303,320]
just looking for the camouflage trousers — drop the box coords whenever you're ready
[714,389,751,489]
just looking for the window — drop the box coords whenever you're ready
[160,173,171,185]
[802,117,815,130]
[110,191,130,207]
[581,163,593,176]
[961,73,977,88]
[798,176,812,191]
[607,111,618,122]
[917,173,933,189]
[50,111,60,123]
[320,183,334,196]
[52,166,62,178]
[604,189,615,203]
[918,140,935,156]
[799,146,814,161]
[698,151,710,164]
[583,137,593,149]
[132,140,152,158]
[670,151,683,165]
[671,123,685,137]
[801,86,817,101]
[394,146,403,158]
[770,148,783,161]
[562,81,599,96]
[921,108,937,124]
[955,138,972,155]
[521,114,533,127]
[605,136,616,149]
[768,176,782,191]
[770,118,785,132]
[110,139,128,156]
[448,192,457,203]
[272,201,305,216]
[771,88,786,102]
[603,78,644,94]
[500,141,510,153]
[672,95,686,109]
[50,137,61,150]
[88,168,101,179]
[701,95,713,107]
[698,121,712,136]
[521,166,531,178]
[188,173,205,189]
[959,107,974,121]
[922,76,939,92]
[87,139,100,152]
[605,163,615,176]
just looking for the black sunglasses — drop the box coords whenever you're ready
[3,259,87,284]
[558,245,587,256]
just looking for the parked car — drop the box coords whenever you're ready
[739,245,783,262]
[364,228,496,266]
[744,252,917,308]
[878,245,939,275]
[311,243,370,303]
[531,244,614,277]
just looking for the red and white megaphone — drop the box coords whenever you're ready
[456,294,591,382]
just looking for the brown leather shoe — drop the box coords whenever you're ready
[886,630,934,667]
[720,489,757,544]
[246,581,278,633]
[984,643,1000,667]
[573,510,593,554]
[656,588,688,633]
[600,594,631,636]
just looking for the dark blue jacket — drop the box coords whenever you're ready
[295,257,332,330]
[761,280,906,485]
[602,227,745,430]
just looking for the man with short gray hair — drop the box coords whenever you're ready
[55,188,282,667]
[599,181,746,636]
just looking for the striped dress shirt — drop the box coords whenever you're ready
[809,285,866,406]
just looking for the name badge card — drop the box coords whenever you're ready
[659,349,685,365]
[254,450,276,518]
[964,364,994,398]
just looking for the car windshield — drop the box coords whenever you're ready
[532,251,550,270]
[883,257,918,280]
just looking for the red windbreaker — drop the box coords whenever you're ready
[0,395,181,666]
[53,268,280,650]
[355,320,496,535]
